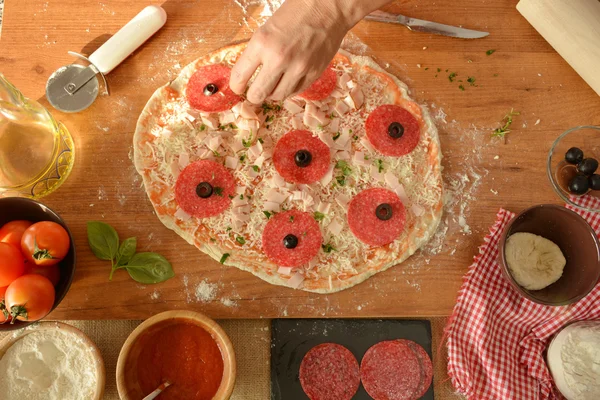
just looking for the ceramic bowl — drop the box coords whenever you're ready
[547,126,600,213]
[116,310,236,400]
[498,204,600,306]
[0,197,76,331]
[0,322,105,399]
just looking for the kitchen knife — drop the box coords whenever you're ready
[365,10,489,39]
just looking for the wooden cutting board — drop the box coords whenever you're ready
[1,0,599,320]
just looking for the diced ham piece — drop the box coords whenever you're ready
[206,135,222,152]
[305,104,329,126]
[283,99,304,114]
[352,151,370,167]
[320,164,334,186]
[254,155,266,168]
[336,193,350,208]
[350,86,364,109]
[327,219,343,236]
[248,141,263,160]
[315,201,331,215]
[232,197,247,207]
[346,79,356,89]
[334,100,350,117]
[231,102,243,117]
[395,184,410,205]
[219,110,236,125]
[201,114,219,129]
[288,272,305,289]
[234,205,251,214]
[229,138,245,153]
[174,207,192,221]
[178,152,190,169]
[240,101,259,120]
[360,137,375,153]
[266,188,288,204]
[384,172,400,190]
[236,186,246,194]
[232,212,250,222]
[338,73,351,89]
[335,130,351,149]
[317,131,335,148]
[278,266,294,276]
[411,204,425,216]
[232,220,244,230]
[370,165,383,182]
[269,173,286,188]
[330,88,345,98]
[225,156,239,170]
[336,150,351,160]
[291,114,304,130]
[328,118,340,133]
[170,159,181,178]
[264,201,280,212]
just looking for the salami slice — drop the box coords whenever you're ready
[272,130,331,184]
[347,188,406,246]
[299,65,337,101]
[262,210,322,267]
[366,104,421,157]
[360,340,422,400]
[402,340,433,398]
[175,160,236,218]
[186,64,242,112]
[299,343,360,400]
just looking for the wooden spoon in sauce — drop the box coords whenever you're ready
[142,381,172,400]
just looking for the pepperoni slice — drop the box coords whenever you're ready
[402,340,433,398]
[299,65,337,101]
[347,188,406,246]
[175,160,236,218]
[366,104,421,156]
[186,64,242,112]
[299,343,360,400]
[261,210,322,267]
[360,340,422,400]
[272,130,331,184]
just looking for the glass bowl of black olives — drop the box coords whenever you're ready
[547,126,600,213]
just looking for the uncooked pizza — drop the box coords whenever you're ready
[133,43,443,293]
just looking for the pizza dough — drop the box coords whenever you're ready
[133,43,443,293]
[504,232,566,290]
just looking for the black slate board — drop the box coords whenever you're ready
[271,319,434,400]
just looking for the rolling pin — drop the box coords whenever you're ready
[517,0,600,97]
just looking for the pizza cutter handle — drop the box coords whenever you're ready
[88,5,167,75]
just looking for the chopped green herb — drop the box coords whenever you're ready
[353,135,359,141]
[228,194,235,199]
[242,132,253,148]
[236,236,246,245]
[445,69,449,72]
[252,165,260,172]
[333,131,341,141]
[424,67,429,71]
[434,74,438,78]
[467,76,477,86]
[214,187,224,196]
[239,194,244,200]
[459,84,465,91]
[375,159,384,173]
[349,129,353,134]
[335,175,346,186]
[437,68,441,72]
[313,211,325,221]
[289,215,295,222]
[317,124,324,130]
[448,72,457,82]
[364,155,370,160]
[247,195,252,199]
[239,154,246,162]
[263,211,272,219]
[492,109,520,138]
[210,238,216,242]
[230,123,237,129]
[335,160,352,176]
[265,115,274,123]
[218,125,226,130]
[322,243,336,253]
[219,253,230,264]
[226,226,232,231]
[213,150,220,157]
[258,138,264,144]
[486,49,496,56]
[200,124,206,131]
[329,113,335,119]
[493,73,499,77]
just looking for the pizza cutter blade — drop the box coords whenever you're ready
[45,5,167,113]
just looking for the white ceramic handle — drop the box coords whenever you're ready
[89,5,167,75]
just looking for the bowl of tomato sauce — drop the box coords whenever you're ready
[0,197,76,331]
[116,310,236,400]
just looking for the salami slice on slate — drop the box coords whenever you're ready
[360,340,423,400]
[299,343,360,400]
[366,104,421,157]
[299,65,338,101]
[186,64,242,112]
[262,210,322,267]
[272,130,331,184]
[175,160,236,218]
[402,340,433,398]
[347,188,406,246]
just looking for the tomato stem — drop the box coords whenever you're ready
[33,237,58,260]
[9,305,28,324]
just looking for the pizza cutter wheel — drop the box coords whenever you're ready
[46,5,167,113]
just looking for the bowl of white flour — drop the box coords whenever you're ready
[0,322,105,400]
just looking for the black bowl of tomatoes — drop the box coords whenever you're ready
[0,197,76,331]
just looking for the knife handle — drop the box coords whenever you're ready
[89,5,167,75]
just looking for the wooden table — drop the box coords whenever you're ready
[2,0,599,320]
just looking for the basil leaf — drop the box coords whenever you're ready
[87,221,119,261]
[125,252,174,284]
[116,237,137,266]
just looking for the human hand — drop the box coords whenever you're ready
[229,0,352,104]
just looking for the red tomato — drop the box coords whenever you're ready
[23,262,60,286]
[0,242,25,287]
[0,286,9,323]
[5,274,55,322]
[21,221,70,266]
[0,220,32,247]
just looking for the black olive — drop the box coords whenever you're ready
[565,147,584,165]
[283,234,298,249]
[388,122,404,139]
[196,182,213,198]
[203,83,219,96]
[577,158,599,176]
[590,174,600,191]
[375,203,393,221]
[569,174,590,195]
[294,150,312,168]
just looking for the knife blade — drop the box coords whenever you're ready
[364,10,489,39]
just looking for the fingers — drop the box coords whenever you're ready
[246,67,284,104]
[230,47,261,95]
[269,72,301,101]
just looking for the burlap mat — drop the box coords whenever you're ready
[1,318,462,399]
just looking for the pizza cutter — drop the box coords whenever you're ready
[46,5,167,113]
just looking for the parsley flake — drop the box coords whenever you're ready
[467,76,477,86]
[448,72,457,82]
[333,131,341,141]
[239,154,246,162]
[459,84,465,91]
[486,49,496,56]
[214,187,224,196]
[492,109,520,138]
[289,215,295,222]
[314,211,325,221]
[200,124,206,131]
[263,211,272,219]
[236,236,246,245]
[219,253,230,264]
[322,243,336,253]
[252,165,260,172]
[375,159,384,173]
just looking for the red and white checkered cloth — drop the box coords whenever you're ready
[446,196,600,400]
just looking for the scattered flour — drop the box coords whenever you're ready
[97,185,107,201]
[194,279,219,302]
[220,298,238,307]
[150,290,160,300]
